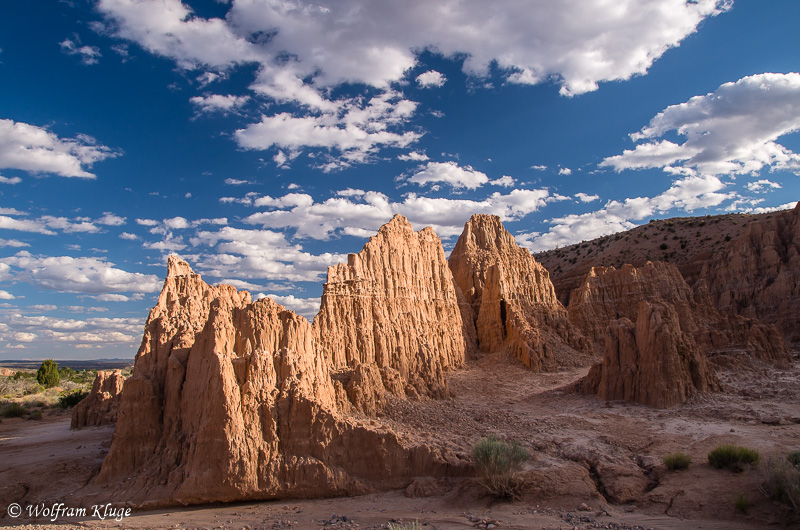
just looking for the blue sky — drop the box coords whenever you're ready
[1,0,798,360]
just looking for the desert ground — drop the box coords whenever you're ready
[2,350,798,529]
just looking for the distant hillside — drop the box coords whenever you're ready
[535,209,789,306]
[0,359,132,371]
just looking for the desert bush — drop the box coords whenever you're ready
[0,402,27,418]
[58,389,89,409]
[663,452,692,470]
[27,410,43,421]
[388,521,421,530]
[472,434,529,500]
[708,445,760,472]
[734,493,750,513]
[37,360,60,388]
[759,455,800,513]
[787,451,800,467]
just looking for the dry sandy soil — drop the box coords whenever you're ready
[1,352,798,529]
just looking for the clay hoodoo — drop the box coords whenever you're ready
[698,202,800,346]
[97,254,462,506]
[70,370,125,429]
[581,301,720,408]
[315,214,475,399]
[567,261,790,364]
[449,214,589,371]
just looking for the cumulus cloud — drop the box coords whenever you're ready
[746,179,782,192]
[601,73,800,177]
[416,70,446,88]
[398,151,429,162]
[747,201,798,214]
[60,38,101,65]
[490,176,516,187]
[190,93,249,113]
[0,313,144,347]
[0,252,161,294]
[256,293,321,320]
[0,119,118,178]
[0,175,21,184]
[521,174,734,251]
[575,192,600,203]
[239,186,559,240]
[95,0,729,167]
[190,226,344,282]
[0,290,15,300]
[558,167,572,175]
[406,161,488,189]
[0,238,29,248]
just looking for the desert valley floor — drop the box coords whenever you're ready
[2,352,798,529]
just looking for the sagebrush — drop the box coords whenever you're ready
[472,434,529,500]
[663,452,692,470]
[759,454,800,513]
[708,445,760,472]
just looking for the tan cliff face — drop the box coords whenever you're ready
[449,214,590,371]
[698,202,800,345]
[581,301,720,408]
[96,225,468,506]
[315,214,474,399]
[70,370,125,429]
[567,261,790,364]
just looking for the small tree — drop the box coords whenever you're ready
[37,359,60,388]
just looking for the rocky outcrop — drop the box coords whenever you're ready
[70,370,125,429]
[698,202,800,346]
[581,301,720,408]
[315,214,474,398]
[567,261,789,364]
[0,367,14,377]
[97,248,465,506]
[449,214,589,371]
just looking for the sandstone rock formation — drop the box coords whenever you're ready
[97,244,465,506]
[70,370,125,429]
[567,261,789,364]
[581,301,720,408]
[315,215,474,398]
[698,202,800,346]
[449,214,589,371]
[0,367,14,377]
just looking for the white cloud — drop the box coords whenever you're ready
[0,238,29,248]
[575,192,600,203]
[490,175,516,187]
[0,175,21,184]
[530,164,547,171]
[406,161,488,189]
[747,201,798,214]
[602,73,800,177]
[522,174,734,251]
[0,313,145,347]
[190,93,249,113]
[256,293,321,320]
[558,167,572,175]
[0,290,15,300]
[746,179,782,192]
[0,215,56,235]
[0,252,161,294]
[119,232,139,240]
[398,151,429,162]
[240,186,559,240]
[190,226,344,282]
[0,119,117,178]
[60,38,102,65]
[95,0,728,167]
[224,178,252,185]
[416,70,446,88]
[97,212,126,226]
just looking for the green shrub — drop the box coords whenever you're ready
[734,493,750,513]
[663,452,692,471]
[787,451,800,467]
[708,445,760,472]
[27,410,43,421]
[759,455,800,513]
[0,402,27,418]
[58,389,89,409]
[472,434,529,500]
[37,360,60,388]
[388,522,421,530]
